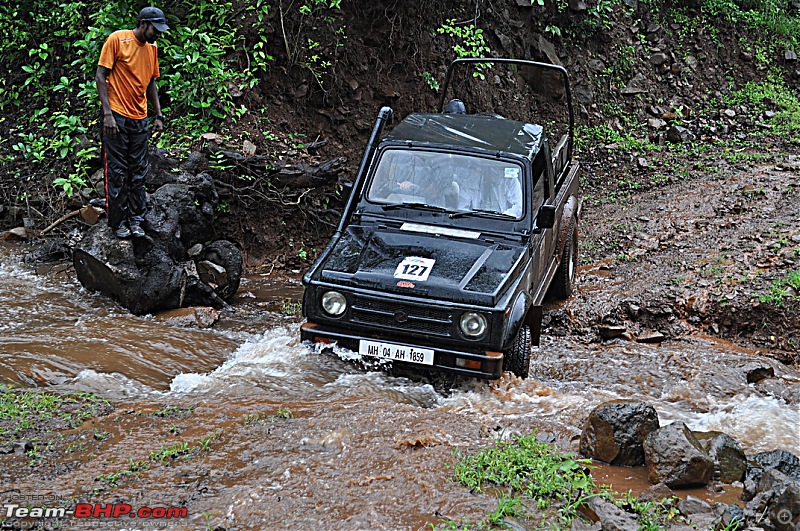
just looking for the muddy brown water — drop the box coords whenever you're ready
[1,241,798,529]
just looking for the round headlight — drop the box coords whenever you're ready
[460,312,487,338]
[321,291,347,316]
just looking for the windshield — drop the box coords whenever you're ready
[365,150,524,219]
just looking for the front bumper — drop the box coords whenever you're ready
[301,322,505,380]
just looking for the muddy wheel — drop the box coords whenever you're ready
[551,217,578,299]
[197,240,243,301]
[503,324,531,378]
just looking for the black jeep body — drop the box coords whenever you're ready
[301,58,581,380]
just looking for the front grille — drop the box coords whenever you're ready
[351,294,453,336]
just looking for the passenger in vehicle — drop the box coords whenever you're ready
[488,167,523,217]
[457,165,523,218]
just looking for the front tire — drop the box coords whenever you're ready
[551,217,578,299]
[503,324,531,378]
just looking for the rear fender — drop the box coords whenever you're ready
[555,195,580,258]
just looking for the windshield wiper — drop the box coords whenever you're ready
[382,202,450,212]
[449,208,515,219]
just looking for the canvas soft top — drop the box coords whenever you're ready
[382,113,544,161]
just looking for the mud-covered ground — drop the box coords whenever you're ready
[566,148,800,362]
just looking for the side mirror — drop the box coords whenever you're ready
[536,204,556,229]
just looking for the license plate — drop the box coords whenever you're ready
[359,340,435,366]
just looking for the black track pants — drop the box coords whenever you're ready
[102,112,149,230]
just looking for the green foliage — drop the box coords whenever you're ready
[451,432,714,528]
[586,0,616,31]
[724,75,800,136]
[758,270,800,306]
[420,72,440,91]
[436,19,491,79]
[575,124,653,152]
[159,1,252,123]
[279,0,345,87]
[701,0,800,46]
[149,441,191,462]
[453,433,595,525]
[0,386,104,435]
[0,0,284,204]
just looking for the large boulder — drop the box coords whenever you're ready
[643,421,714,488]
[579,400,660,466]
[744,468,800,530]
[73,163,241,315]
[695,431,747,483]
[743,449,800,501]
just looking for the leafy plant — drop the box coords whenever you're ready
[278,0,345,88]
[420,72,440,91]
[758,270,800,306]
[453,433,595,525]
[436,19,491,79]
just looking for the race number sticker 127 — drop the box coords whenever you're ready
[394,256,435,281]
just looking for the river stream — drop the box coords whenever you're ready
[1,241,798,528]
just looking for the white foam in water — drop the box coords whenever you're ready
[167,327,302,394]
[64,369,158,399]
[659,393,800,454]
[324,371,442,407]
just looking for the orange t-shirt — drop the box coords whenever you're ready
[98,29,160,120]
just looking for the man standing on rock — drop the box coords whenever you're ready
[95,6,169,239]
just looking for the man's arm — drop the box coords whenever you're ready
[147,79,164,132]
[95,66,118,137]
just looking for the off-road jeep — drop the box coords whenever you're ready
[301,58,581,379]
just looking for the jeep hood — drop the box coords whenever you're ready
[317,224,525,306]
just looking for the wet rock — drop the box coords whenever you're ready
[637,482,675,503]
[13,441,33,454]
[743,362,775,384]
[742,449,800,501]
[676,495,712,516]
[755,377,800,404]
[599,324,627,340]
[770,480,800,530]
[745,469,800,530]
[684,512,719,530]
[179,150,206,174]
[722,504,745,529]
[621,73,649,95]
[650,52,669,66]
[580,400,659,466]
[636,330,665,343]
[154,307,221,328]
[577,496,640,531]
[666,125,696,143]
[644,421,714,488]
[695,432,747,483]
[570,518,601,531]
[73,162,241,315]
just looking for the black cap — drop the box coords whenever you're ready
[138,6,170,32]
